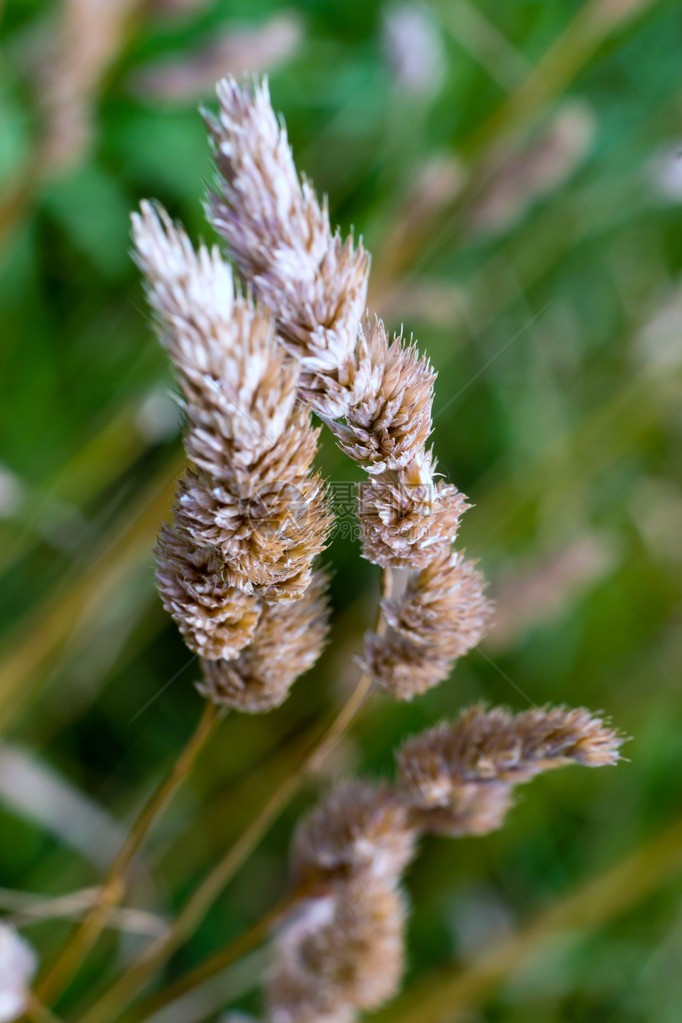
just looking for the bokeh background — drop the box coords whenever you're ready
[2,0,682,1020]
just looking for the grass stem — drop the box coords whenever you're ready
[75,570,391,1023]
[34,701,222,1006]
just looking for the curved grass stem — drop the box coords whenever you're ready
[144,811,682,1023]
[129,888,303,1022]
[75,569,392,1023]
[35,701,222,1006]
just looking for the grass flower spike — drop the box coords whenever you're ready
[291,779,416,888]
[397,703,624,835]
[357,454,470,569]
[328,316,436,475]
[207,77,488,698]
[366,549,491,698]
[132,202,333,606]
[132,200,333,711]
[260,703,623,1023]
[207,77,370,418]
[155,524,262,660]
[198,569,330,712]
[267,876,406,1023]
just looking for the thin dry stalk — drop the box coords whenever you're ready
[127,889,303,1021]
[0,460,179,733]
[0,888,166,938]
[25,995,64,1023]
[130,707,622,1022]
[34,702,221,1004]
[74,587,389,1023]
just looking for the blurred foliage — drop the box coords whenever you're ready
[1,0,682,1020]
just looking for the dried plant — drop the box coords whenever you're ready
[365,549,491,698]
[206,77,370,418]
[291,780,416,888]
[132,200,333,706]
[155,523,262,661]
[266,704,623,1022]
[198,570,330,713]
[396,703,623,835]
[326,316,436,475]
[29,74,626,1023]
[131,13,303,101]
[207,78,488,700]
[268,876,406,1023]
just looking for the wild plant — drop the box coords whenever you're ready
[17,77,623,1023]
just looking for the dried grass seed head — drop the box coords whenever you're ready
[358,454,469,568]
[197,570,330,712]
[206,76,369,413]
[133,201,335,601]
[155,523,261,660]
[365,549,491,699]
[291,779,417,889]
[329,316,435,474]
[267,876,406,1023]
[186,404,322,493]
[132,201,300,470]
[397,704,624,834]
[405,781,515,837]
[365,628,446,701]
[175,467,332,600]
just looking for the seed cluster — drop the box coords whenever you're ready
[133,203,332,711]
[268,704,623,1022]
[207,77,491,700]
[130,75,626,1022]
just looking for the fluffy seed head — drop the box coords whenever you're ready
[365,550,491,699]
[397,704,624,835]
[132,201,302,472]
[135,200,334,602]
[206,76,369,414]
[197,571,330,712]
[155,524,261,660]
[291,780,417,889]
[404,782,515,837]
[358,456,469,568]
[184,404,322,493]
[175,468,333,601]
[328,317,435,474]
[267,877,406,1023]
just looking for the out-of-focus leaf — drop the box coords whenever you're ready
[43,163,132,277]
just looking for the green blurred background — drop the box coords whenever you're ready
[2,0,682,1019]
